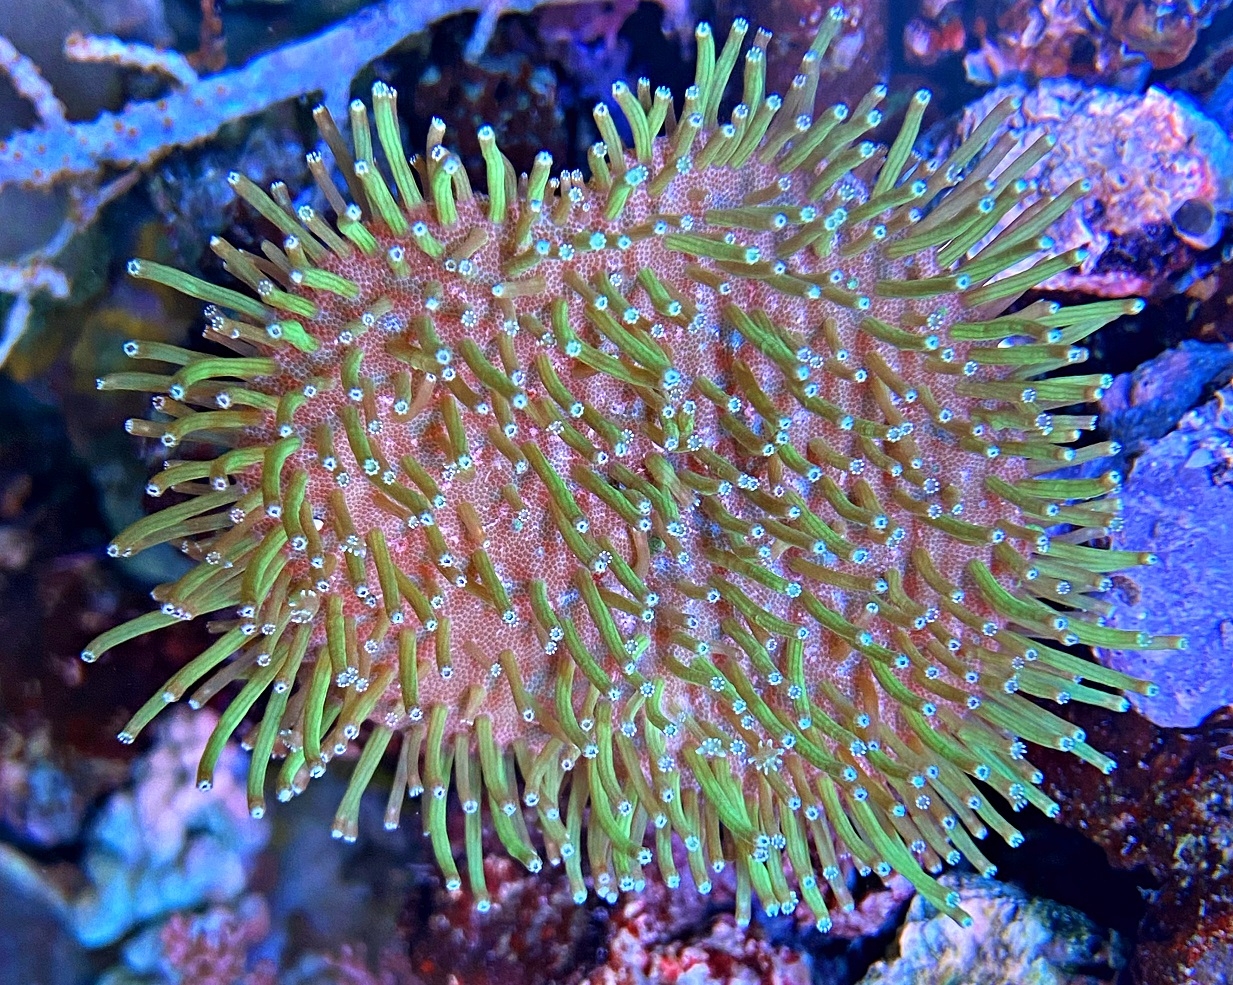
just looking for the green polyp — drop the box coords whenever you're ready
[1070,739,1118,774]
[129,259,270,320]
[439,393,469,468]
[852,793,958,917]
[1015,473,1118,502]
[260,283,320,320]
[981,181,1087,266]
[779,802,821,891]
[962,249,1086,307]
[98,370,176,394]
[723,304,797,365]
[228,171,327,263]
[702,18,748,126]
[424,150,457,227]
[774,106,842,176]
[814,775,876,875]
[602,164,639,221]
[241,526,289,604]
[117,689,173,745]
[682,746,756,841]
[296,267,361,300]
[166,631,255,708]
[160,408,263,448]
[804,142,874,203]
[277,471,308,544]
[662,116,701,187]
[865,658,931,718]
[589,715,621,813]
[458,338,519,399]
[644,83,673,146]
[873,88,929,198]
[160,560,232,616]
[196,655,282,790]
[419,705,459,877]
[954,231,1046,284]
[425,770,460,890]
[476,126,508,224]
[371,85,422,209]
[1016,781,1061,819]
[585,758,644,859]
[745,851,778,919]
[300,654,331,764]
[934,191,1021,269]
[734,97,774,172]
[944,815,999,879]
[949,315,1045,342]
[521,442,586,533]
[978,690,1080,754]
[173,356,278,392]
[354,160,408,236]
[664,231,758,265]
[967,560,1065,627]
[261,436,300,513]
[584,303,669,376]
[1042,540,1153,573]
[336,206,378,255]
[548,661,589,757]
[873,273,966,300]
[426,619,451,681]
[110,487,242,557]
[482,745,542,873]
[563,773,589,903]
[470,547,510,618]
[146,459,212,496]
[612,81,653,163]
[854,315,929,351]
[246,683,291,817]
[464,803,490,909]
[967,796,1023,851]
[407,222,442,259]
[1066,619,1159,649]
[654,823,680,888]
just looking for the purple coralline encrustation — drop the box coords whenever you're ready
[1101,381,1233,727]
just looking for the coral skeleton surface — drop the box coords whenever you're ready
[86,11,1182,927]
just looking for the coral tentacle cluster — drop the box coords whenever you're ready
[87,11,1182,926]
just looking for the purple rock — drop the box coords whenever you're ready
[1101,383,1233,727]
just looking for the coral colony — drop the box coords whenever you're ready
[85,11,1183,927]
